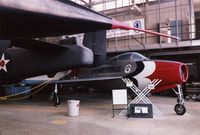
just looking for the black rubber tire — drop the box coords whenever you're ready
[174,104,186,115]
[52,93,61,107]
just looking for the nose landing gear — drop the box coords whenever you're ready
[174,104,186,115]
[173,85,186,115]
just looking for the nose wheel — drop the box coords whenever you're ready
[173,85,186,115]
[174,104,186,115]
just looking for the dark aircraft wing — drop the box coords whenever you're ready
[25,76,122,84]
[0,0,112,39]
[0,0,179,40]
[24,76,122,87]
[57,76,122,83]
[59,76,124,89]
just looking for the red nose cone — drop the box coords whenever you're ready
[148,61,189,93]
[149,60,189,85]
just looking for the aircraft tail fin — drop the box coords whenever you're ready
[83,30,106,67]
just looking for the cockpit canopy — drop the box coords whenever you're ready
[106,52,149,64]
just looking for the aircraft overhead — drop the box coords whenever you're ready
[0,0,183,85]
[0,0,111,39]
[0,0,179,39]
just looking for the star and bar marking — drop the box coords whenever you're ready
[0,54,10,72]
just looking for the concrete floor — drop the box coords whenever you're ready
[0,93,200,135]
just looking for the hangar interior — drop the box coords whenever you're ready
[69,0,200,82]
[1,0,200,135]
[41,0,200,98]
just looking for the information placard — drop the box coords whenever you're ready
[112,89,127,105]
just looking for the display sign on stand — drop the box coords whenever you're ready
[112,89,128,117]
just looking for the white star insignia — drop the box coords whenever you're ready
[0,54,10,72]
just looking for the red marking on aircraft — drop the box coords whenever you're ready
[111,19,180,40]
[148,60,188,93]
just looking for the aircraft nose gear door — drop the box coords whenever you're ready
[173,85,186,115]
[50,83,61,107]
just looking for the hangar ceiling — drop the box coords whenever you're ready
[70,0,154,11]
[69,0,200,55]
[72,0,200,12]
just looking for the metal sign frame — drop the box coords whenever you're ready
[120,78,163,117]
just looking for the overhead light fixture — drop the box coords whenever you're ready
[131,0,142,13]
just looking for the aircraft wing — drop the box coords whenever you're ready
[0,0,179,40]
[57,76,122,83]
[0,0,112,39]
[24,76,122,87]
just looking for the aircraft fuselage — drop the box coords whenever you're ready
[68,52,188,93]
[0,45,93,84]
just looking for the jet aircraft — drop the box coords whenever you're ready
[0,0,179,84]
[55,52,188,115]
[60,52,188,92]
[0,0,180,84]
[0,0,187,115]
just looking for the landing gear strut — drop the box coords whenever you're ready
[50,84,61,107]
[173,85,186,115]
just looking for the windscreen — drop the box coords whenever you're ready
[106,52,149,64]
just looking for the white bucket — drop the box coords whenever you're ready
[67,100,80,117]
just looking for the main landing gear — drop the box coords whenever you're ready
[50,84,61,107]
[173,85,186,115]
